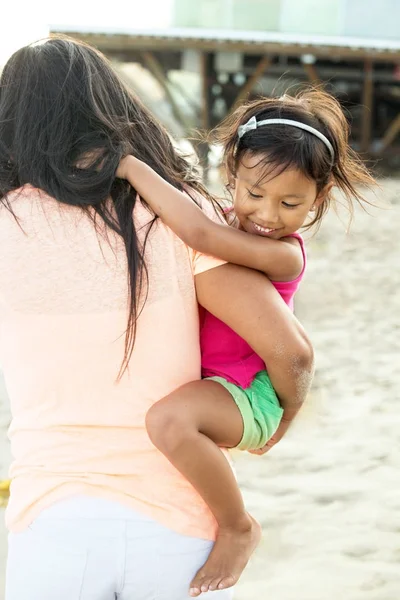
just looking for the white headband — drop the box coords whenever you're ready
[238,116,335,163]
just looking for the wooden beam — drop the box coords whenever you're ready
[303,62,320,84]
[200,52,210,131]
[231,55,271,110]
[57,31,400,63]
[140,51,191,132]
[360,59,374,153]
[380,113,400,151]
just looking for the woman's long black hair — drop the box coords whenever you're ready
[0,36,213,376]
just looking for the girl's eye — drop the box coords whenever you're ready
[282,202,300,209]
[247,190,263,199]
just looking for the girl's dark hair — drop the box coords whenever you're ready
[0,35,213,377]
[213,88,376,229]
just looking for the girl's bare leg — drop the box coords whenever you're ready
[145,380,261,596]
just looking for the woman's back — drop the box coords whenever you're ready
[0,37,315,600]
[0,185,223,540]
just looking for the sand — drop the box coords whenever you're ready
[1,178,399,600]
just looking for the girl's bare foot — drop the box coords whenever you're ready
[189,514,261,597]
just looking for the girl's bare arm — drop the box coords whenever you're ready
[117,156,303,281]
[195,263,314,420]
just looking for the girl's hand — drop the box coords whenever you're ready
[248,417,292,455]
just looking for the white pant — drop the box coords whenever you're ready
[6,496,233,600]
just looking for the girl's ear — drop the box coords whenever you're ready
[225,175,236,192]
[311,182,334,211]
[227,173,236,190]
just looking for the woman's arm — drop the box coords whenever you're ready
[117,156,303,282]
[195,263,314,422]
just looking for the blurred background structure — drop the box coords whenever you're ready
[52,0,400,167]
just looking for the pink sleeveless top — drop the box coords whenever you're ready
[201,233,306,388]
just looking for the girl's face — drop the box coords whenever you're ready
[233,154,330,239]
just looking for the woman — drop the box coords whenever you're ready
[0,37,314,600]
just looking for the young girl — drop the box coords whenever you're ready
[117,89,375,596]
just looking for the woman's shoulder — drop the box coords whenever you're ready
[5,184,46,198]
[1,185,56,215]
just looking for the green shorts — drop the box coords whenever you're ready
[206,370,283,451]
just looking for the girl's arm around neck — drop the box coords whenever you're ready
[117,156,303,282]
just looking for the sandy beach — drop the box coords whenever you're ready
[1,178,399,599]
